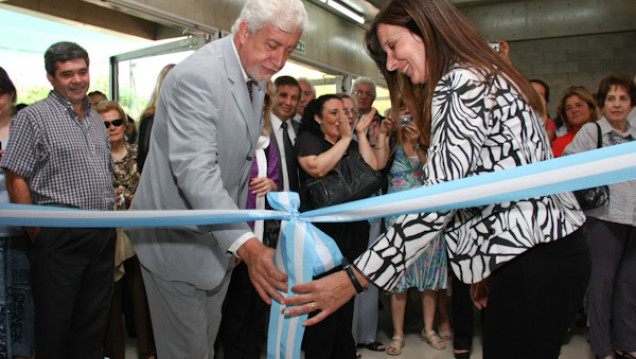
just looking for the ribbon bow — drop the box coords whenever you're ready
[266,192,343,359]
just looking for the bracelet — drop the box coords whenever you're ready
[344,265,366,294]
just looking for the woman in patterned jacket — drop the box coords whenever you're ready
[285,1,591,358]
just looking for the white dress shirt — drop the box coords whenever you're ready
[270,112,297,191]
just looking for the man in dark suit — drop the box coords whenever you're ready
[269,75,301,192]
[127,0,307,357]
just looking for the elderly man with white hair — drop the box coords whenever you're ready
[127,0,308,357]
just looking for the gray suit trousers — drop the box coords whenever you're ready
[141,265,231,359]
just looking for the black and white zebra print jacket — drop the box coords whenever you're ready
[354,66,586,286]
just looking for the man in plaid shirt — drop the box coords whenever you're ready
[1,42,116,359]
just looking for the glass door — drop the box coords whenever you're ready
[109,35,208,120]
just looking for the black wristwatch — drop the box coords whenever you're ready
[344,265,366,294]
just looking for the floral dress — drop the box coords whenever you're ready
[385,145,447,293]
[111,143,140,279]
[112,143,140,211]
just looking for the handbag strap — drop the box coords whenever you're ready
[595,122,603,149]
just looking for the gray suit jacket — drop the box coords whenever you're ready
[128,36,265,290]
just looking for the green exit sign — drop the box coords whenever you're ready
[295,40,306,54]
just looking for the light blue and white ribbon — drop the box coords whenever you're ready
[1,141,636,359]
[265,192,343,359]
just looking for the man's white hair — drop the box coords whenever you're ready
[231,0,308,35]
[351,76,377,98]
[297,78,316,95]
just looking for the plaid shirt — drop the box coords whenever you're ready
[1,91,115,210]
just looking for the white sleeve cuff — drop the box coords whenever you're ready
[227,232,257,257]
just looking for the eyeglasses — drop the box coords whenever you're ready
[343,109,359,117]
[354,90,373,98]
[104,119,124,128]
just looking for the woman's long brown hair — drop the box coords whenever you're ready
[366,0,542,147]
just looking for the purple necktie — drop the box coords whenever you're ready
[247,80,254,101]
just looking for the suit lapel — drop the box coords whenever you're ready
[291,120,300,136]
[222,36,264,152]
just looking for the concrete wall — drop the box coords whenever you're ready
[508,31,636,117]
[3,0,636,97]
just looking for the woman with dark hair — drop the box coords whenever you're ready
[296,94,380,359]
[0,66,35,359]
[285,1,590,358]
[529,79,557,143]
[552,86,598,157]
[564,74,636,359]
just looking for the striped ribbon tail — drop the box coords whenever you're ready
[266,192,343,359]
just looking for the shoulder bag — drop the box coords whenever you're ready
[573,122,610,210]
[306,151,383,208]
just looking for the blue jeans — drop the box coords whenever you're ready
[0,235,35,358]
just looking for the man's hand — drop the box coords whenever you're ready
[4,170,39,243]
[249,177,277,197]
[237,237,288,304]
[25,227,40,244]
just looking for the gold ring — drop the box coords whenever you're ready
[310,302,316,310]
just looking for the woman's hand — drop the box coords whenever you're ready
[283,270,358,326]
[379,115,393,136]
[496,40,511,65]
[470,276,490,310]
[339,111,354,141]
[355,109,377,135]
[115,186,125,206]
[249,177,277,197]
[402,121,421,147]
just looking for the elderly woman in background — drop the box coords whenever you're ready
[564,74,636,359]
[551,86,598,157]
[296,94,381,359]
[95,101,155,359]
[0,66,34,359]
[285,1,590,358]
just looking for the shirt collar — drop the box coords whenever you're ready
[270,111,290,131]
[48,90,90,115]
[598,116,636,138]
[230,35,249,83]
